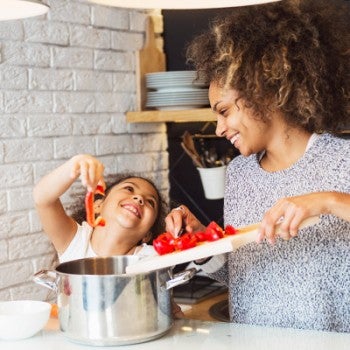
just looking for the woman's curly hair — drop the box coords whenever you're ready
[69,174,168,242]
[186,0,349,133]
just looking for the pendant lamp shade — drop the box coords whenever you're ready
[0,0,49,21]
[86,0,281,9]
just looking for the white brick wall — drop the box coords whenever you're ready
[0,1,168,300]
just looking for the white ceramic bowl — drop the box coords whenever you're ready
[0,300,51,340]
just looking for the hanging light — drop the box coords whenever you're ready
[0,0,49,21]
[86,0,281,9]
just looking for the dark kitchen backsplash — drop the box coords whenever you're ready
[167,122,238,227]
[163,9,236,228]
[163,9,229,71]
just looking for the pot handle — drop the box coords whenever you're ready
[33,270,58,293]
[166,268,197,290]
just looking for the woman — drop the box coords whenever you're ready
[166,0,350,332]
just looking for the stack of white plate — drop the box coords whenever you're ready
[145,71,209,110]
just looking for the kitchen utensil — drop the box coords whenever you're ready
[126,216,320,274]
[136,17,166,111]
[33,256,195,346]
[182,131,205,167]
[181,142,204,168]
[0,300,51,340]
[202,147,219,167]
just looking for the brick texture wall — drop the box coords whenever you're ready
[0,0,169,301]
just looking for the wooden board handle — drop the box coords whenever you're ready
[136,16,166,111]
[144,17,156,49]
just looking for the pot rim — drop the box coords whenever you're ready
[55,256,169,277]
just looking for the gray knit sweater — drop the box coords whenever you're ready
[203,133,350,332]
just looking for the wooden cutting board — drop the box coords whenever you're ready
[126,216,320,274]
[136,16,166,111]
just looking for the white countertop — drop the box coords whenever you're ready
[1,317,350,350]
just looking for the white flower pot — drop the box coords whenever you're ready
[197,166,226,200]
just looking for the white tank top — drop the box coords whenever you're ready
[58,221,156,263]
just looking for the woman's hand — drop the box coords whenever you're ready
[69,154,105,192]
[165,205,205,237]
[258,191,349,244]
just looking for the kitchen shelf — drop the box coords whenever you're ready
[126,108,215,123]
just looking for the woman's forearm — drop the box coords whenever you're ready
[326,192,350,222]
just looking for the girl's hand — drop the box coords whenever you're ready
[165,205,205,237]
[69,154,105,192]
[172,300,184,319]
[258,193,326,244]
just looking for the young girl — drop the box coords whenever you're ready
[33,154,167,263]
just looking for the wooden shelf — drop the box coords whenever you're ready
[126,108,215,123]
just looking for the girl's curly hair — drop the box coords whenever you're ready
[186,0,349,133]
[69,174,168,242]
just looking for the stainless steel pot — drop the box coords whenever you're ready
[34,256,195,346]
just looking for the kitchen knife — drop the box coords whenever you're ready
[125,216,320,274]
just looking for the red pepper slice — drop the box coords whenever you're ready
[85,185,106,227]
[207,221,225,237]
[194,231,207,242]
[225,225,237,235]
[152,222,238,255]
[204,221,224,241]
[174,233,198,251]
[204,227,222,241]
[153,232,176,255]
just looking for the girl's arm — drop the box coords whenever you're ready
[33,154,104,253]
